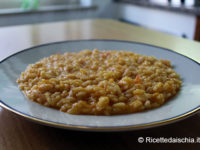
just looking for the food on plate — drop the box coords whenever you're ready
[17,49,182,115]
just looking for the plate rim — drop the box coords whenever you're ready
[0,39,200,131]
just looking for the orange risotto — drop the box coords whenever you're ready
[17,49,182,115]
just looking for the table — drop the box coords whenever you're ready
[0,19,200,149]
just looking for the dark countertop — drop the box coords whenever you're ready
[115,0,200,16]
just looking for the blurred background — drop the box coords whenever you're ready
[0,0,200,41]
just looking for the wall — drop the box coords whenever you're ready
[117,4,196,39]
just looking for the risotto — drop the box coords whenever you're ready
[17,49,182,115]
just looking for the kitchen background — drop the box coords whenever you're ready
[0,0,199,41]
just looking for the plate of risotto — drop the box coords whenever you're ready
[0,40,200,131]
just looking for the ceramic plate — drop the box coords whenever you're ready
[0,40,200,131]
